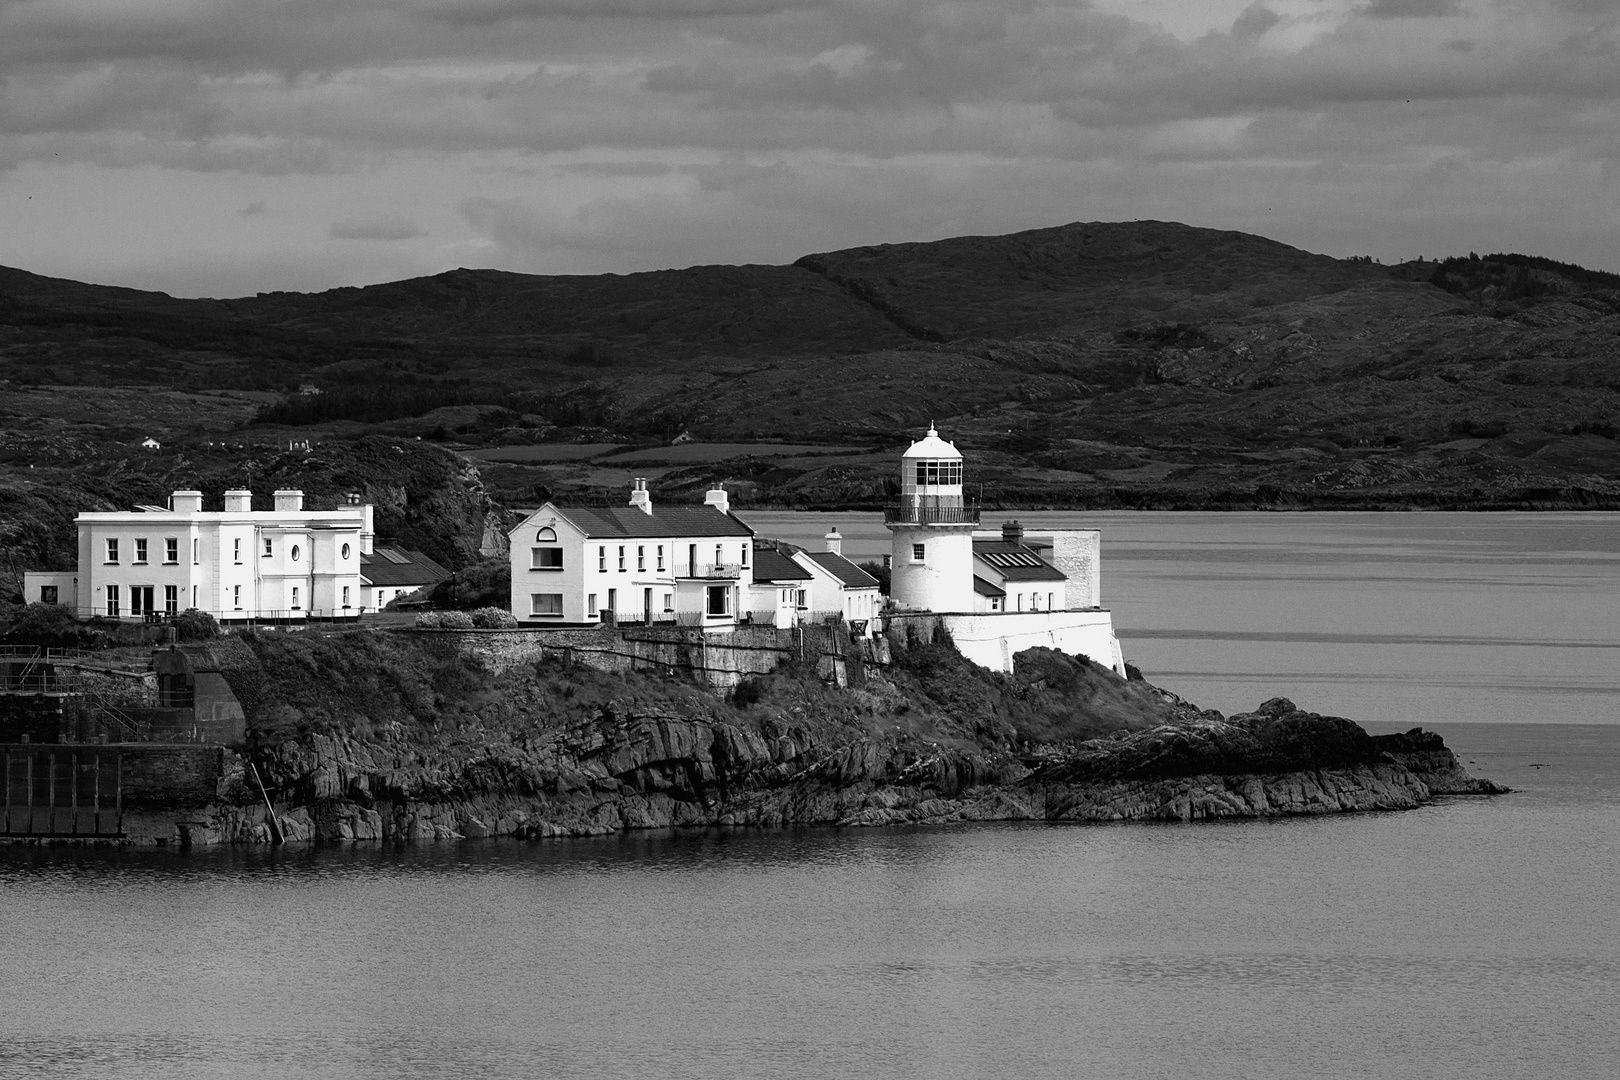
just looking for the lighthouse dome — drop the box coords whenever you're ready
[901,425,962,460]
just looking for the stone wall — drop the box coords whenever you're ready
[410,623,862,688]
[884,608,1125,676]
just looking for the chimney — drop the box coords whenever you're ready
[628,477,653,515]
[273,489,304,513]
[1002,519,1023,545]
[361,504,374,555]
[825,527,843,555]
[223,489,252,513]
[170,490,203,513]
[704,485,730,515]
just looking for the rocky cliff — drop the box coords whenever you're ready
[173,629,1504,844]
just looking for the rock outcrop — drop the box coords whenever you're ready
[180,690,1507,844]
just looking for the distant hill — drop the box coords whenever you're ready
[2,218,1619,578]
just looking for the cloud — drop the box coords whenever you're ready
[1230,4,1282,39]
[330,211,427,240]
[238,200,268,215]
[1362,0,1466,17]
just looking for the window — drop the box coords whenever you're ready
[290,544,301,563]
[536,527,556,542]
[531,547,563,570]
[618,546,626,571]
[41,585,58,605]
[715,544,723,567]
[795,589,807,608]
[342,586,351,609]
[599,546,607,572]
[164,538,178,563]
[656,545,665,571]
[662,592,673,612]
[164,585,178,616]
[530,593,563,617]
[587,592,597,615]
[1017,593,1024,612]
[915,461,961,486]
[1048,592,1055,610]
[233,585,241,610]
[291,587,301,610]
[191,585,197,607]
[706,585,731,616]
[990,597,1001,612]
[341,543,351,560]
[233,538,241,564]
[105,538,119,563]
[741,546,748,568]
[912,543,925,562]
[264,538,273,557]
[192,538,199,565]
[106,585,120,617]
[134,538,148,564]
[637,545,645,571]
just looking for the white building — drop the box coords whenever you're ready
[884,428,1126,676]
[24,488,376,621]
[790,528,882,635]
[507,480,757,629]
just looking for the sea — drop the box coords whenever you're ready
[2,512,1616,1080]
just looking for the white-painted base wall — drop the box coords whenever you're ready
[937,609,1126,677]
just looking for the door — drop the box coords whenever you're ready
[130,586,154,618]
[607,588,617,618]
[643,588,653,624]
[689,544,698,576]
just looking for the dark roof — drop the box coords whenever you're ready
[972,540,1067,582]
[553,504,754,539]
[973,575,1006,598]
[752,544,813,582]
[360,547,452,587]
[803,551,881,589]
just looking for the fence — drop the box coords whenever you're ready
[1,745,123,837]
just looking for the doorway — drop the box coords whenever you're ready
[130,586,154,618]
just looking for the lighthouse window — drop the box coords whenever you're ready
[912,544,926,562]
[915,461,962,486]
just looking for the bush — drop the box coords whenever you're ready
[417,610,475,629]
[3,603,87,647]
[172,608,220,641]
[469,606,518,629]
[425,557,510,610]
[730,677,765,708]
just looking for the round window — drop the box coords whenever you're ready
[341,543,351,560]
[291,544,301,562]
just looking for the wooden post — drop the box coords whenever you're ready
[25,750,34,834]
[46,752,55,836]
[3,748,9,835]
[70,749,79,836]
[93,751,101,836]
[113,751,123,837]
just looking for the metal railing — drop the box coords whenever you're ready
[882,502,980,525]
[676,562,744,580]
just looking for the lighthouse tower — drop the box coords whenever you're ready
[886,426,979,612]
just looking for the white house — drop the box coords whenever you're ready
[789,528,882,635]
[24,488,375,621]
[507,479,757,629]
[747,542,812,628]
[884,428,1126,676]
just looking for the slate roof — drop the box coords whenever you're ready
[550,505,755,539]
[802,551,881,589]
[973,575,1006,598]
[972,540,1067,582]
[752,544,813,583]
[360,547,452,588]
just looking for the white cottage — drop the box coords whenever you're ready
[508,480,757,629]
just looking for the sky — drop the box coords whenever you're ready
[1,0,1616,298]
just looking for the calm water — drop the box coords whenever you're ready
[3,513,1618,1079]
[744,510,1620,726]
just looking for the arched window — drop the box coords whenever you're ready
[536,527,557,542]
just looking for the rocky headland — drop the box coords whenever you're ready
[176,628,1505,844]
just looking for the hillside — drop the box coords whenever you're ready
[2,220,1619,553]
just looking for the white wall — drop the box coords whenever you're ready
[932,609,1126,676]
[889,525,977,612]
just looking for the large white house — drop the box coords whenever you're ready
[508,481,758,628]
[24,488,377,620]
[884,427,1125,675]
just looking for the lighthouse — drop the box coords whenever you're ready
[886,425,979,612]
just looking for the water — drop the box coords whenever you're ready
[742,510,1620,726]
[4,513,1618,1078]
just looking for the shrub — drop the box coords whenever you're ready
[3,603,91,647]
[730,677,765,708]
[172,608,220,641]
[425,557,510,610]
[469,606,518,629]
[415,610,475,629]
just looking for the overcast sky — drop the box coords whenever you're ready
[1,0,1615,297]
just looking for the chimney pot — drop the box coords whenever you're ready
[628,478,653,515]
[273,489,304,513]
[223,489,252,513]
[1002,519,1023,545]
[170,490,204,513]
[704,486,730,515]
[824,527,843,555]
